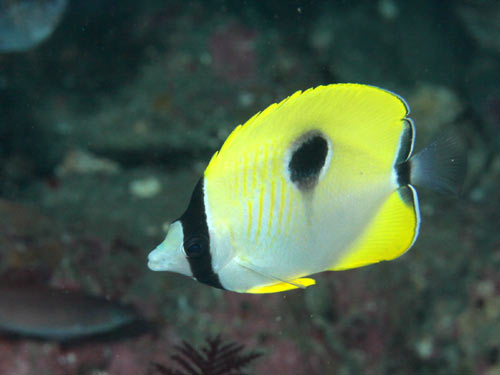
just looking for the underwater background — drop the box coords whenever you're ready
[0,0,499,374]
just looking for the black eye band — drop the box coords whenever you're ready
[178,179,224,289]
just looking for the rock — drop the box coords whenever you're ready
[309,2,468,88]
[55,149,121,177]
[0,200,65,273]
[407,83,464,142]
[0,0,67,52]
[18,166,199,246]
[129,177,161,198]
[208,22,258,82]
[456,0,500,53]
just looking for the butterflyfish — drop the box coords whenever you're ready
[147,84,465,294]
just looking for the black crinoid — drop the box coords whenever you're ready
[150,335,262,375]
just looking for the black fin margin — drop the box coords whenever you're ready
[395,119,414,165]
[395,119,414,187]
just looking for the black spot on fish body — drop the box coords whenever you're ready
[288,132,329,190]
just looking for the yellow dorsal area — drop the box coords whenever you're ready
[203,84,410,236]
[331,186,420,270]
[246,278,316,294]
[204,84,408,180]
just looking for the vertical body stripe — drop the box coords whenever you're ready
[278,177,286,229]
[251,151,257,191]
[242,153,247,196]
[269,178,275,234]
[247,200,253,238]
[178,179,224,289]
[285,184,294,230]
[256,188,264,238]
[261,146,268,181]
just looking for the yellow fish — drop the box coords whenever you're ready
[148,84,465,293]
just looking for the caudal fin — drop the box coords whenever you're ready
[408,133,467,196]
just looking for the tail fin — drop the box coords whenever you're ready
[408,133,467,196]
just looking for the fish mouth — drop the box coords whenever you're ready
[147,248,165,271]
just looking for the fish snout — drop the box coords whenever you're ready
[147,246,167,271]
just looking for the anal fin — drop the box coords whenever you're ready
[235,257,316,294]
[247,278,316,294]
[331,186,420,271]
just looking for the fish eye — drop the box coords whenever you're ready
[184,237,207,258]
[186,243,203,257]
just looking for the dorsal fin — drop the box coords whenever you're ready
[204,84,410,180]
[205,89,304,177]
